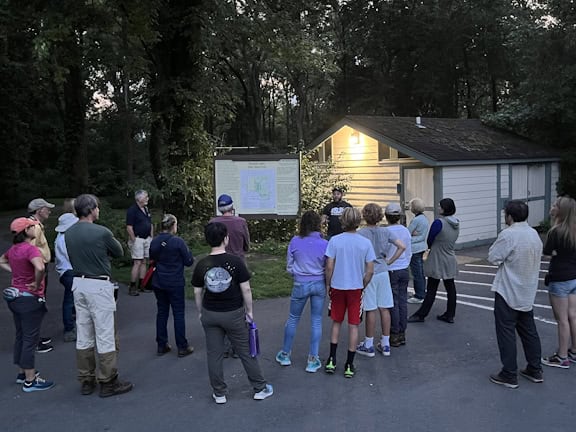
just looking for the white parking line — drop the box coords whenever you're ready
[460,270,545,281]
[436,292,552,310]
[465,264,548,273]
[411,281,548,293]
[406,288,557,325]
[431,295,557,325]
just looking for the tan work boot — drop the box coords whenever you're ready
[99,378,133,398]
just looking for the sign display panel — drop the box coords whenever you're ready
[214,154,300,218]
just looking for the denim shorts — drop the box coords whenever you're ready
[548,279,576,298]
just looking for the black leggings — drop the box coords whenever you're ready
[415,278,457,319]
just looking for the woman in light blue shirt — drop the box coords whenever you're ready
[407,198,429,303]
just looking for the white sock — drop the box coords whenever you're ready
[364,337,374,349]
[381,336,390,347]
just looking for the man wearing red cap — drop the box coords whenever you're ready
[0,217,55,392]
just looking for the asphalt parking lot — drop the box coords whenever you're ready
[0,243,573,432]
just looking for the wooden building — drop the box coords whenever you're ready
[309,116,561,247]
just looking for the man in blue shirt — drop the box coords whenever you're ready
[126,190,153,296]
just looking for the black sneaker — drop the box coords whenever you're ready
[407,314,425,323]
[489,372,518,389]
[344,363,356,378]
[324,357,336,374]
[436,314,454,324]
[36,344,54,354]
[16,370,39,384]
[157,344,172,356]
[520,368,543,383]
[40,337,52,345]
[22,376,55,392]
[178,346,194,358]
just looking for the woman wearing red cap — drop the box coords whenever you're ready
[0,218,55,392]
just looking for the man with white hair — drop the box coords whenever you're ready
[126,190,153,296]
[209,194,250,263]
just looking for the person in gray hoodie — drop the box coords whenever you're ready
[408,198,460,323]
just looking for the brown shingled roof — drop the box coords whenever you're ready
[313,116,560,165]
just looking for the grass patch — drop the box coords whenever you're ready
[1,197,294,300]
[249,254,293,299]
[181,252,292,300]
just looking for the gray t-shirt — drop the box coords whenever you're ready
[358,226,397,274]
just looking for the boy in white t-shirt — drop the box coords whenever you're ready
[324,208,375,378]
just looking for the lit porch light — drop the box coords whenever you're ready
[349,130,360,145]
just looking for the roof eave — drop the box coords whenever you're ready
[308,117,562,166]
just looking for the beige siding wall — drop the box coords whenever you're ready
[442,166,499,245]
[330,126,418,209]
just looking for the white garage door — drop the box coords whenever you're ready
[511,164,547,226]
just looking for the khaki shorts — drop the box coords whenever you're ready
[128,237,151,259]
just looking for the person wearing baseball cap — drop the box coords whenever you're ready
[209,193,250,359]
[383,202,412,348]
[0,217,55,392]
[27,198,55,354]
[322,187,352,239]
[27,198,55,265]
[210,194,250,263]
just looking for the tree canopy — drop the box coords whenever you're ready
[0,0,573,213]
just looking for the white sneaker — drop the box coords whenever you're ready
[356,342,375,358]
[253,384,274,400]
[212,393,227,404]
[407,296,424,304]
[376,342,391,357]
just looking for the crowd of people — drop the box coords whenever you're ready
[1,188,575,402]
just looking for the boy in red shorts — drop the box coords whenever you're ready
[324,207,375,378]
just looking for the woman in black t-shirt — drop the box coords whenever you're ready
[192,222,273,404]
[541,196,576,368]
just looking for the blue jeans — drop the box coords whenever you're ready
[154,286,188,350]
[60,270,75,332]
[410,252,426,299]
[282,280,326,357]
[389,269,409,333]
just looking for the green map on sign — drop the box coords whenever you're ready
[240,169,276,209]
